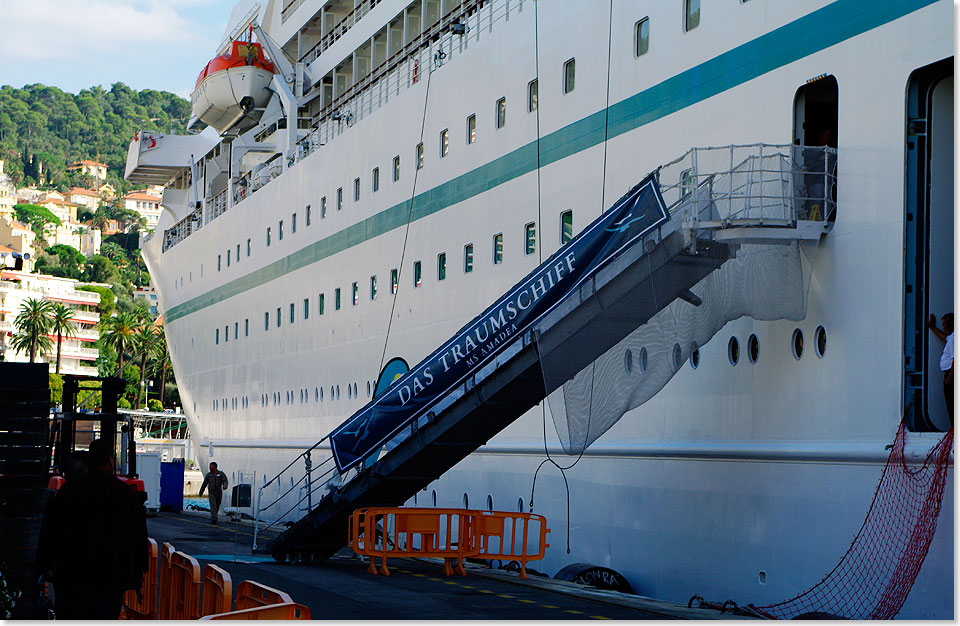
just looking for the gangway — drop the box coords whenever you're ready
[253,143,836,562]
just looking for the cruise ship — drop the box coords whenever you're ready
[125,0,954,618]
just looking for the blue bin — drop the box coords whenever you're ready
[160,459,185,512]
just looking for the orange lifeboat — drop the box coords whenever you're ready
[190,40,276,133]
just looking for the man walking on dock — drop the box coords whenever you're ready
[199,462,228,524]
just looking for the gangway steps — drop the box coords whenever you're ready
[264,232,732,561]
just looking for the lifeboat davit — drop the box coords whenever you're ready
[191,40,276,134]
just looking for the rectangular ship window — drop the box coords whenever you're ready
[279,220,284,240]
[464,244,473,273]
[267,227,271,246]
[416,143,424,170]
[292,212,297,233]
[352,282,359,305]
[560,210,573,244]
[290,303,295,323]
[496,97,506,129]
[264,312,269,330]
[437,253,446,280]
[247,238,251,256]
[245,318,249,336]
[528,79,538,112]
[391,268,398,294]
[635,18,650,57]
[337,187,343,210]
[354,177,360,202]
[306,204,312,226]
[414,261,422,287]
[234,322,238,339]
[224,325,228,343]
[321,196,327,218]
[370,275,377,300]
[372,167,379,192]
[227,250,231,267]
[466,115,476,144]
[276,307,281,327]
[319,293,325,315]
[493,233,503,264]
[335,288,341,310]
[440,129,449,157]
[524,222,536,255]
[217,254,221,271]
[303,297,310,319]
[236,243,240,262]
[563,58,575,94]
[393,156,400,181]
[215,328,219,344]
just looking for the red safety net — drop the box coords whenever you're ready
[752,422,953,620]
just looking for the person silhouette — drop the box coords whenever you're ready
[927,313,954,426]
[36,439,148,619]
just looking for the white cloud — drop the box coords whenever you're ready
[0,0,211,62]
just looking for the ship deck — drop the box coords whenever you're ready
[148,511,753,620]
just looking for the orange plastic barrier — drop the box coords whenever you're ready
[349,508,549,579]
[123,538,159,618]
[167,551,203,620]
[200,602,311,620]
[235,580,293,610]
[471,511,550,580]
[201,563,233,617]
[351,508,475,576]
[158,542,176,619]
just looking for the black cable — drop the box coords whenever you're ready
[529,0,616,555]
[379,52,436,374]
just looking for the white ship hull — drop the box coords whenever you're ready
[137,0,954,618]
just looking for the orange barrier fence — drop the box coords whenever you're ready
[123,538,159,618]
[349,508,549,579]
[357,508,474,576]
[200,564,233,617]
[168,551,203,620]
[158,542,176,620]
[471,511,549,580]
[200,602,311,620]
[235,580,293,610]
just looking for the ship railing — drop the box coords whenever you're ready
[302,0,504,149]
[162,206,204,253]
[297,0,384,62]
[658,143,837,224]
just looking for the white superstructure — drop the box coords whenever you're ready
[126,0,954,618]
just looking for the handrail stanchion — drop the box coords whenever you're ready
[304,451,313,512]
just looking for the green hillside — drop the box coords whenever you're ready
[0,82,191,193]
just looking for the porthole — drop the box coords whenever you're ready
[638,347,648,373]
[517,497,524,512]
[747,334,759,364]
[690,343,700,369]
[815,326,827,358]
[792,328,804,360]
[463,493,469,508]
[348,386,352,399]
[486,495,494,512]
[728,336,739,366]
[367,381,372,397]
[672,343,682,371]
[315,387,319,401]
[624,349,633,374]
[432,490,437,507]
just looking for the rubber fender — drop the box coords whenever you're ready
[553,563,634,594]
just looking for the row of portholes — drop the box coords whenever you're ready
[413,490,526,513]
[256,381,377,408]
[623,326,828,375]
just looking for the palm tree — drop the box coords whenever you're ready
[101,311,138,373]
[133,324,161,408]
[150,331,173,407]
[49,303,78,374]
[11,298,54,363]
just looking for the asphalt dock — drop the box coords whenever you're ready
[148,511,751,620]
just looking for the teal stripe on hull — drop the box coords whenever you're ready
[164,0,937,323]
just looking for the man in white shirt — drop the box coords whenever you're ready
[927,313,953,426]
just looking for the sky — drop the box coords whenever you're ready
[0,0,239,98]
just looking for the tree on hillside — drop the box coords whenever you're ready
[14,203,61,237]
[133,323,161,408]
[11,298,54,363]
[49,303,78,375]
[101,311,138,373]
[82,254,119,284]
